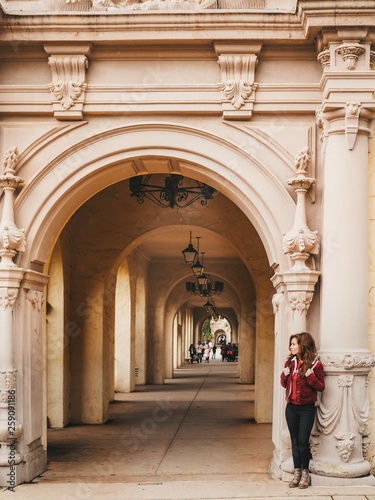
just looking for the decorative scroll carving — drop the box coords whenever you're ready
[0,148,26,268]
[282,147,319,270]
[320,353,375,370]
[336,43,365,71]
[317,47,330,70]
[223,79,253,110]
[218,54,257,117]
[48,55,88,116]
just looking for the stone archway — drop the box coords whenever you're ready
[7,122,296,484]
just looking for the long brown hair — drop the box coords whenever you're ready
[286,332,318,377]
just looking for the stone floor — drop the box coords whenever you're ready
[2,359,375,499]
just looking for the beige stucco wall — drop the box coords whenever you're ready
[1,2,374,485]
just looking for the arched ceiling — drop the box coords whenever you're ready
[62,172,272,314]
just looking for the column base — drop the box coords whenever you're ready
[21,447,47,484]
[311,472,375,486]
[0,447,47,487]
[0,464,20,489]
[311,458,372,478]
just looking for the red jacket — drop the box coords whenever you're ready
[280,356,325,404]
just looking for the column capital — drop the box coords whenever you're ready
[316,101,375,151]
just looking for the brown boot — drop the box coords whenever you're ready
[298,469,310,488]
[288,468,301,488]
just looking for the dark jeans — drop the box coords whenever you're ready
[285,403,315,470]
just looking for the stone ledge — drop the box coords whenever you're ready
[0,0,298,14]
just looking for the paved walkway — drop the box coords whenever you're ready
[1,359,375,499]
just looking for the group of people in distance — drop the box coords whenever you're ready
[189,341,214,363]
[188,341,238,363]
[220,342,238,362]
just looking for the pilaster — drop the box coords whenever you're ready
[310,34,375,482]
[16,270,49,484]
[0,148,25,489]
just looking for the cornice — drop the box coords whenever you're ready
[0,1,374,45]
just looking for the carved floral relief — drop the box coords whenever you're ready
[48,55,88,110]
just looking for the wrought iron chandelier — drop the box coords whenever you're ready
[129,174,216,209]
[204,299,219,320]
[182,234,224,299]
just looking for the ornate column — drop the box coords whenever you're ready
[310,35,375,483]
[271,147,320,479]
[0,148,25,488]
[282,147,320,334]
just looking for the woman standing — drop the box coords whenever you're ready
[280,332,325,489]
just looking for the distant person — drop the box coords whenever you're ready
[211,345,217,359]
[220,343,227,362]
[280,332,325,489]
[232,343,238,362]
[196,343,203,363]
[189,343,196,363]
[226,342,233,362]
[204,344,211,363]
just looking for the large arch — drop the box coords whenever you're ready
[9,121,296,483]
[13,123,295,272]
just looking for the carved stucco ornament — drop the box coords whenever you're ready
[272,292,283,315]
[0,369,17,404]
[345,101,361,150]
[0,148,26,268]
[320,353,375,371]
[27,290,45,312]
[334,433,355,463]
[46,0,282,10]
[315,101,365,151]
[282,147,319,270]
[316,372,371,464]
[47,54,89,119]
[69,0,217,10]
[317,47,330,70]
[217,52,258,120]
[336,43,365,71]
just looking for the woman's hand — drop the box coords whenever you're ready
[283,367,290,376]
